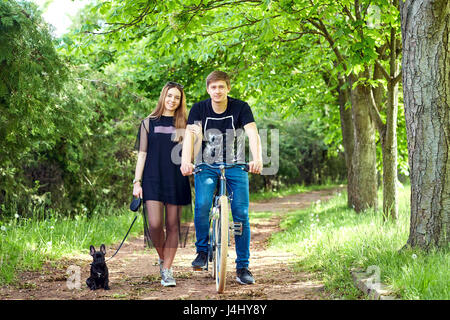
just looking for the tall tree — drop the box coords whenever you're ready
[366,0,403,220]
[399,0,449,249]
[73,0,410,215]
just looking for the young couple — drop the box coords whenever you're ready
[133,71,263,288]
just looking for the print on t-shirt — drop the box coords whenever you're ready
[188,97,255,164]
[203,116,235,163]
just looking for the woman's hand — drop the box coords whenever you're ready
[180,162,194,176]
[133,183,143,199]
[187,124,201,136]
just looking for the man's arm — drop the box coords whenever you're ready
[180,124,202,176]
[244,122,263,174]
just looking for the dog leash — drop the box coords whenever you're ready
[105,215,138,262]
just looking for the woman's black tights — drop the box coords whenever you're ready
[145,200,181,270]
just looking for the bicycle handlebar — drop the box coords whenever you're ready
[193,162,249,175]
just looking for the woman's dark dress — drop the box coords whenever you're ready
[136,116,191,205]
[135,116,193,248]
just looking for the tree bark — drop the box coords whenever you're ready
[369,26,401,221]
[337,74,356,208]
[382,32,399,220]
[400,0,449,249]
[349,73,378,212]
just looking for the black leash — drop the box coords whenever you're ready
[105,215,138,262]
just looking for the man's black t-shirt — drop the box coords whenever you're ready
[187,97,255,164]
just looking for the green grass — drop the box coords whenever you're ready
[269,185,449,300]
[0,205,142,286]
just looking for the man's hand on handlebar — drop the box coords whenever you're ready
[182,161,262,176]
[248,159,263,174]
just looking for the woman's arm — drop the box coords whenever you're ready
[133,151,147,198]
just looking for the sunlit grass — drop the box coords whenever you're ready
[269,185,449,300]
[0,205,142,286]
[250,183,341,202]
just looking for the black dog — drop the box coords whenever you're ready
[86,244,110,290]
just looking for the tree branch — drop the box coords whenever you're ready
[183,0,262,13]
[86,1,155,35]
[368,86,386,135]
[341,5,356,22]
[224,35,260,47]
[375,59,390,81]
[376,42,389,60]
[393,70,402,85]
[193,15,280,37]
[307,18,347,71]
[277,30,324,42]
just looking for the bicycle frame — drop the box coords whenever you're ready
[194,162,248,203]
[193,162,248,292]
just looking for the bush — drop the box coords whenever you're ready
[249,114,347,192]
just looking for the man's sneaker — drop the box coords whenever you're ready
[191,252,208,270]
[236,268,255,285]
[161,268,176,287]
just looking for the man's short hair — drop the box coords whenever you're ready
[206,71,231,88]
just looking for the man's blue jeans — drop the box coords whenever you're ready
[194,165,250,269]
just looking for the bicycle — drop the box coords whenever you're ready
[193,162,249,293]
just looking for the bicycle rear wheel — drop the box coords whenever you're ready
[215,195,229,293]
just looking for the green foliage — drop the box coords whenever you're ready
[66,0,408,175]
[0,0,68,212]
[0,1,156,216]
[24,63,154,215]
[1,0,409,219]
[249,113,347,192]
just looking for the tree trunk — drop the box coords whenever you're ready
[400,0,449,249]
[349,73,378,212]
[337,74,356,208]
[382,74,399,220]
[382,28,400,220]
[374,26,400,221]
[372,60,400,220]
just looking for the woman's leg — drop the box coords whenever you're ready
[145,200,165,261]
[162,204,181,269]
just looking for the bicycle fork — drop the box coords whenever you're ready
[217,166,243,239]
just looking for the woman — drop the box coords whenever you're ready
[133,81,192,287]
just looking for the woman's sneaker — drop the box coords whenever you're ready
[161,268,176,287]
[236,268,255,285]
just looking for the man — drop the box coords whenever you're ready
[180,71,262,285]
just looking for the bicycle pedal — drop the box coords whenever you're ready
[232,222,243,236]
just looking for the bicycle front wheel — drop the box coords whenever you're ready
[215,195,229,293]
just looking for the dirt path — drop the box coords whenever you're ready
[0,187,343,300]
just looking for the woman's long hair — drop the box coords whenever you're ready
[148,83,187,142]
